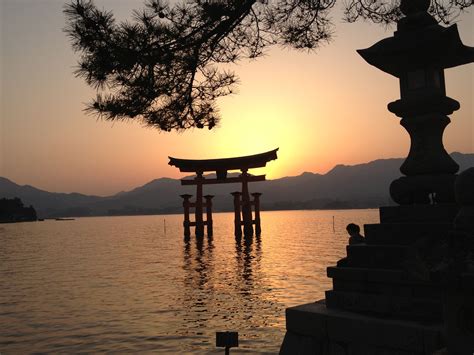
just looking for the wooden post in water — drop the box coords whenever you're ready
[195,172,204,237]
[240,170,254,237]
[252,192,262,237]
[231,192,242,238]
[180,194,192,237]
[204,195,214,237]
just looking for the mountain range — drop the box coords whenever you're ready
[1,152,473,218]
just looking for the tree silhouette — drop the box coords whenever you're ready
[64,0,472,131]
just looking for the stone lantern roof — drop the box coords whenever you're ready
[357,0,474,77]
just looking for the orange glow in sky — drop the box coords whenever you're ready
[1,1,473,195]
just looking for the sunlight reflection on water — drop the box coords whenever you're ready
[0,210,378,353]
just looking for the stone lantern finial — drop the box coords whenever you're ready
[400,0,430,16]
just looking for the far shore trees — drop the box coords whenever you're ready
[0,197,37,223]
[64,0,472,131]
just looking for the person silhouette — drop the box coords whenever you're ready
[346,223,365,245]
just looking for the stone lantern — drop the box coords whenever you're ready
[280,2,474,354]
[358,0,474,205]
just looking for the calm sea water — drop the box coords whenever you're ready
[1,209,378,354]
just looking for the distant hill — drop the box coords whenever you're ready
[0,177,103,217]
[1,152,473,218]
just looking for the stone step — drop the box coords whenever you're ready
[325,290,443,321]
[328,266,443,300]
[331,275,442,300]
[283,301,444,354]
[345,245,411,269]
[379,204,458,224]
[328,265,405,283]
[364,222,451,245]
[328,265,438,287]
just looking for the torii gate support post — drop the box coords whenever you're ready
[231,192,242,238]
[195,172,205,237]
[240,170,254,238]
[204,195,214,237]
[252,193,262,237]
[180,194,192,237]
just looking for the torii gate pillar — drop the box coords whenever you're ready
[241,169,253,238]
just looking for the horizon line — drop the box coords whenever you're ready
[1,150,472,197]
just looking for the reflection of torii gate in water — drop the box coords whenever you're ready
[169,149,278,238]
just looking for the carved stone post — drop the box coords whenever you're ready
[180,194,192,237]
[195,172,204,237]
[231,192,242,238]
[204,195,214,237]
[240,170,254,237]
[252,193,262,237]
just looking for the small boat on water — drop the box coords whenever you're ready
[55,218,75,221]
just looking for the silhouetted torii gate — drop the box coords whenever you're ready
[169,149,278,238]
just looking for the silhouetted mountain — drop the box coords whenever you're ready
[86,178,183,215]
[0,177,102,217]
[1,153,472,217]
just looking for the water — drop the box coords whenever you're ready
[1,209,379,353]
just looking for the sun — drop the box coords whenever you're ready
[211,95,312,179]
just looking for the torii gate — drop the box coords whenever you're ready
[169,149,278,238]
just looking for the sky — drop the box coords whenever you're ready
[0,0,473,196]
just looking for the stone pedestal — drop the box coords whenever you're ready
[280,204,459,354]
[280,301,444,355]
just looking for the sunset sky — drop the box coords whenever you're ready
[1,0,473,196]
